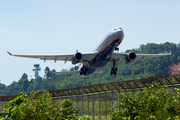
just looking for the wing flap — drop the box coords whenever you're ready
[94,71,103,74]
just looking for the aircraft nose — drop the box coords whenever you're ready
[113,27,124,40]
[119,29,124,41]
[113,27,123,34]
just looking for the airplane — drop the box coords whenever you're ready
[7,27,171,76]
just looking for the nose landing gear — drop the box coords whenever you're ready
[110,67,118,75]
[115,43,119,51]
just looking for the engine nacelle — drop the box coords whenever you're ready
[72,52,83,65]
[125,52,136,64]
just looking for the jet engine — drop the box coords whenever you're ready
[125,52,136,64]
[72,52,83,65]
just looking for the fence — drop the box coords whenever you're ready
[0,74,180,119]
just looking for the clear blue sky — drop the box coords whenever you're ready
[0,1,180,85]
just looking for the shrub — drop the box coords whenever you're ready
[0,90,79,120]
[110,86,180,120]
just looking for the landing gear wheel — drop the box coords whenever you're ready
[110,71,113,75]
[110,60,118,75]
[115,67,118,71]
[80,72,83,75]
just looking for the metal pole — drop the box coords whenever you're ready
[93,94,95,120]
[88,95,89,116]
[57,97,59,108]
[112,91,113,113]
[172,86,175,95]
[117,91,119,108]
[76,96,78,111]
[71,96,73,103]
[71,96,74,113]
[105,92,107,120]
[119,91,120,110]
[82,95,83,116]
[99,93,101,119]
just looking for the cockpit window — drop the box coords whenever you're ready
[114,27,121,31]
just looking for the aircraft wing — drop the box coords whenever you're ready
[7,51,96,62]
[110,51,172,61]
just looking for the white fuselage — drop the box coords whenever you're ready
[78,27,124,75]
[94,27,124,53]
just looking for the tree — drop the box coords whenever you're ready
[44,66,50,80]
[34,76,43,84]
[22,80,29,91]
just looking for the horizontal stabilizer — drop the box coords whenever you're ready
[94,71,103,74]
[53,71,78,74]
[53,71,103,75]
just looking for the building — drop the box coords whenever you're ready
[32,64,41,78]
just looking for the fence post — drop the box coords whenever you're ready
[82,95,83,116]
[88,95,89,116]
[93,94,95,120]
[105,92,107,120]
[112,91,113,113]
[119,91,121,110]
[76,96,78,110]
[99,93,101,119]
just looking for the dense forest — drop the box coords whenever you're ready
[0,42,180,96]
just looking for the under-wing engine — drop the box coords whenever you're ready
[72,52,83,65]
[125,52,136,64]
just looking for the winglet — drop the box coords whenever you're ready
[7,51,12,56]
[170,50,172,54]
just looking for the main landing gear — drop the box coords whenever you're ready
[110,60,118,75]
[80,61,87,75]
[80,67,87,75]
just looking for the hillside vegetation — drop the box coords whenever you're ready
[0,42,180,96]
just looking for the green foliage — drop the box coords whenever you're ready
[80,115,90,120]
[0,90,79,120]
[110,86,180,120]
[0,92,26,119]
